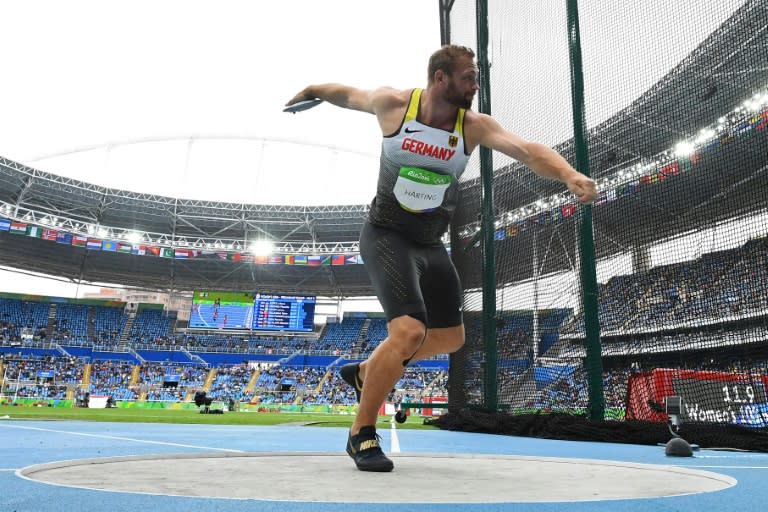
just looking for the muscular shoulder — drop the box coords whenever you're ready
[370,88,415,134]
[462,110,497,152]
[370,87,412,114]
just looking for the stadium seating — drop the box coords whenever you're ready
[92,306,127,345]
[0,298,50,339]
[129,309,172,343]
[2,235,767,409]
[310,318,364,353]
[54,304,89,340]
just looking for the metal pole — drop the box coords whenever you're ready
[566,0,604,420]
[475,0,497,411]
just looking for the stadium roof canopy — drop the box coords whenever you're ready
[0,2,766,297]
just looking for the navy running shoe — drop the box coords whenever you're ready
[346,426,394,472]
[340,362,363,402]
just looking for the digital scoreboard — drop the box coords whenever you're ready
[252,293,316,332]
[189,290,255,330]
[672,377,768,425]
[189,290,316,332]
[627,368,768,428]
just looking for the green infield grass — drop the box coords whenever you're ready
[0,405,437,429]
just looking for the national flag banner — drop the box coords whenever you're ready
[132,244,147,256]
[679,154,699,171]
[71,235,87,247]
[595,192,608,206]
[642,173,661,185]
[117,243,132,254]
[494,229,506,241]
[294,255,308,265]
[174,249,193,259]
[10,222,27,235]
[86,238,102,250]
[0,218,11,231]
[701,139,720,153]
[550,209,563,223]
[226,252,241,262]
[616,184,632,197]
[719,133,735,146]
[331,254,346,266]
[734,121,752,137]
[606,188,617,202]
[101,240,117,252]
[284,255,295,265]
[561,204,577,218]
[345,254,359,265]
[268,255,283,264]
[356,254,364,264]
[26,225,42,238]
[320,255,332,265]
[506,225,519,237]
[755,111,767,131]
[307,255,322,266]
[56,232,73,245]
[160,247,175,258]
[42,229,58,241]
[254,255,269,265]
[147,246,161,257]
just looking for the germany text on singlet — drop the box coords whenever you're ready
[367,88,471,245]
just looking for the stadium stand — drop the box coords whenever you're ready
[2,233,766,414]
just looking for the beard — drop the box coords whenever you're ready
[445,81,475,109]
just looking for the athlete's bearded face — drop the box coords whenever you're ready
[444,58,479,109]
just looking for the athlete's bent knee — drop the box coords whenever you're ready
[388,316,427,359]
[449,335,465,353]
[431,325,465,354]
[451,328,466,351]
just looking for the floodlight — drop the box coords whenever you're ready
[250,240,275,256]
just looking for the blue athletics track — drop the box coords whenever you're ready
[1,417,767,511]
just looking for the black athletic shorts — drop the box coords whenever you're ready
[359,221,463,328]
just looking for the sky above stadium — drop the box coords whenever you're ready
[1,0,440,205]
[0,1,745,206]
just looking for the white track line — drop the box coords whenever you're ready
[0,423,244,453]
[389,417,401,453]
[685,465,768,469]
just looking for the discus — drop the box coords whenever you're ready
[283,99,323,114]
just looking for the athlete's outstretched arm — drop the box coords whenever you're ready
[470,112,597,205]
[286,84,377,114]
[286,85,408,120]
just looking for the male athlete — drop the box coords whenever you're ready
[286,45,597,472]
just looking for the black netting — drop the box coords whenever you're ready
[444,0,768,449]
